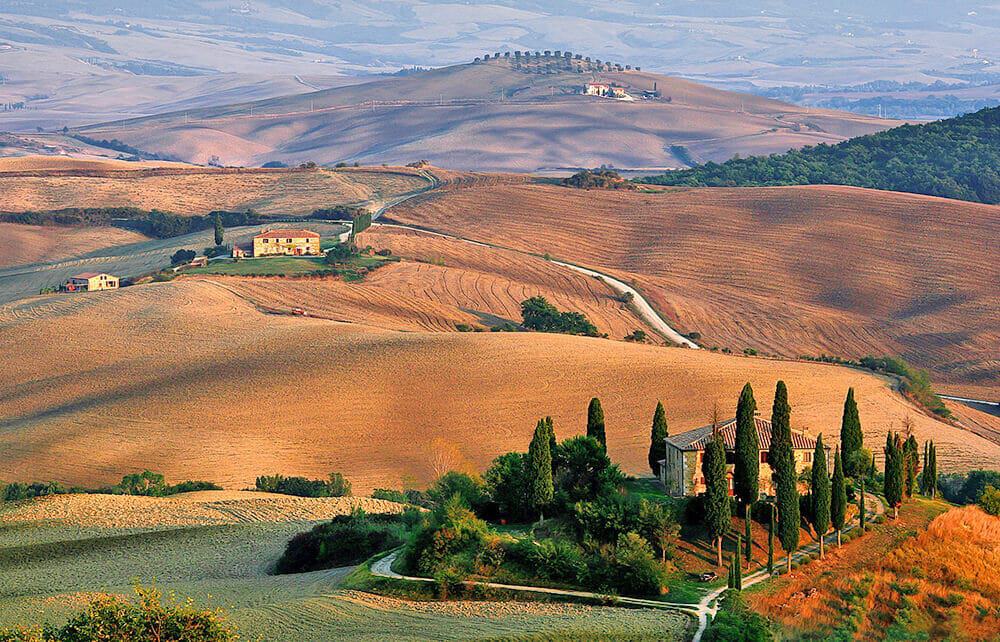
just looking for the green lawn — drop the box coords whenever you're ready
[185,254,395,278]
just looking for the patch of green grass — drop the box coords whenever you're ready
[187,256,330,276]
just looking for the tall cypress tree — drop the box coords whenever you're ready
[767,502,775,574]
[586,397,606,450]
[810,434,831,558]
[831,448,847,547]
[928,442,938,498]
[734,383,759,509]
[920,441,929,494]
[903,434,919,498]
[213,212,224,246]
[884,432,903,519]
[733,534,743,590]
[744,504,752,568]
[528,418,554,521]
[648,401,668,477]
[840,388,863,478]
[702,430,729,568]
[546,416,557,469]
[859,476,866,531]
[770,381,799,572]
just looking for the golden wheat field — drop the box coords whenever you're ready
[208,226,655,340]
[388,182,1000,399]
[0,223,149,269]
[0,279,995,493]
[0,165,429,215]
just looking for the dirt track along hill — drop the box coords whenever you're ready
[386,182,1000,399]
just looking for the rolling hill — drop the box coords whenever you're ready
[75,58,898,171]
[1,279,995,494]
[0,222,148,269]
[385,181,1000,399]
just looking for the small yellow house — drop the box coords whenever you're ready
[65,272,119,292]
[252,229,321,257]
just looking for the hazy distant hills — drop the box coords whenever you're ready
[76,58,897,171]
[2,1,1000,129]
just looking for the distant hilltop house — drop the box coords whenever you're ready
[659,415,829,498]
[64,272,119,293]
[583,83,633,100]
[252,229,321,258]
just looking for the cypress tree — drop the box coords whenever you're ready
[920,441,929,494]
[767,502,775,574]
[884,432,903,519]
[734,534,743,590]
[734,383,759,509]
[810,434,831,558]
[745,504,752,568]
[859,476,866,531]
[648,401,668,477]
[546,416,557,471]
[770,381,799,572]
[702,430,729,568]
[586,397,606,450]
[831,448,847,547]
[840,388,863,478]
[528,418,554,521]
[213,212,224,246]
[928,442,938,498]
[903,434,919,498]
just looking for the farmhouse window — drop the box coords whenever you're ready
[760,451,769,463]
[804,451,812,463]
[287,238,293,243]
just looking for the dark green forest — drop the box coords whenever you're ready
[644,107,1000,204]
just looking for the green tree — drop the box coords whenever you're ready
[767,502,775,574]
[702,430,729,567]
[979,485,1000,516]
[840,388,864,478]
[733,534,743,590]
[830,448,847,547]
[903,434,919,498]
[770,381,799,572]
[546,416,557,473]
[734,382,759,509]
[638,498,679,562]
[484,452,530,521]
[213,212,224,246]
[648,401,668,477]
[587,397,606,450]
[744,504,752,568]
[859,476,866,531]
[528,418,554,521]
[810,434,831,558]
[884,432,904,519]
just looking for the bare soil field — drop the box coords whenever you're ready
[0,223,148,269]
[388,182,1000,399]
[0,165,429,215]
[76,60,896,170]
[0,155,192,172]
[0,279,995,494]
[210,226,654,340]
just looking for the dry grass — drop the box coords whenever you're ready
[0,491,406,529]
[0,155,190,172]
[388,182,1000,399]
[0,166,429,216]
[750,503,1000,641]
[0,223,148,269]
[1,279,995,493]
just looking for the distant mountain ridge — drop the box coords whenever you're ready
[645,107,1000,204]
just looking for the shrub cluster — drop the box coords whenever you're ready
[1,471,220,502]
[520,296,599,337]
[702,590,773,641]
[938,470,1000,505]
[561,169,636,190]
[275,510,410,573]
[254,472,352,498]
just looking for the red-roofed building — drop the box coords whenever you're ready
[64,272,119,292]
[252,229,321,257]
[659,415,828,497]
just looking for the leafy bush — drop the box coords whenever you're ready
[2,481,73,501]
[427,472,487,512]
[939,470,1000,505]
[255,472,352,497]
[484,452,532,522]
[509,537,587,584]
[571,493,642,545]
[520,296,599,337]
[978,485,1000,516]
[702,590,773,641]
[0,585,237,641]
[858,356,950,417]
[170,249,196,265]
[553,436,623,509]
[601,532,665,595]
[275,510,407,573]
[562,169,636,190]
[403,496,494,576]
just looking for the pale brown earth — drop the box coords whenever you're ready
[387,182,1000,399]
[0,155,192,172]
[208,225,654,340]
[0,223,149,269]
[0,166,429,216]
[76,60,897,171]
[0,491,405,529]
[0,279,995,493]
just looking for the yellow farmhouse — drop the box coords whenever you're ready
[252,229,321,257]
[659,415,828,498]
[65,272,119,292]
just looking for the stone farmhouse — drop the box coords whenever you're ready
[252,229,321,258]
[64,272,119,292]
[659,415,828,498]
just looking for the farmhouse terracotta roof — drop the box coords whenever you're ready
[70,272,104,279]
[666,417,821,451]
[254,229,320,239]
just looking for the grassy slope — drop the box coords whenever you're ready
[0,223,149,269]
[387,182,1000,399]
[76,59,895,170]
[1,279,994,494]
